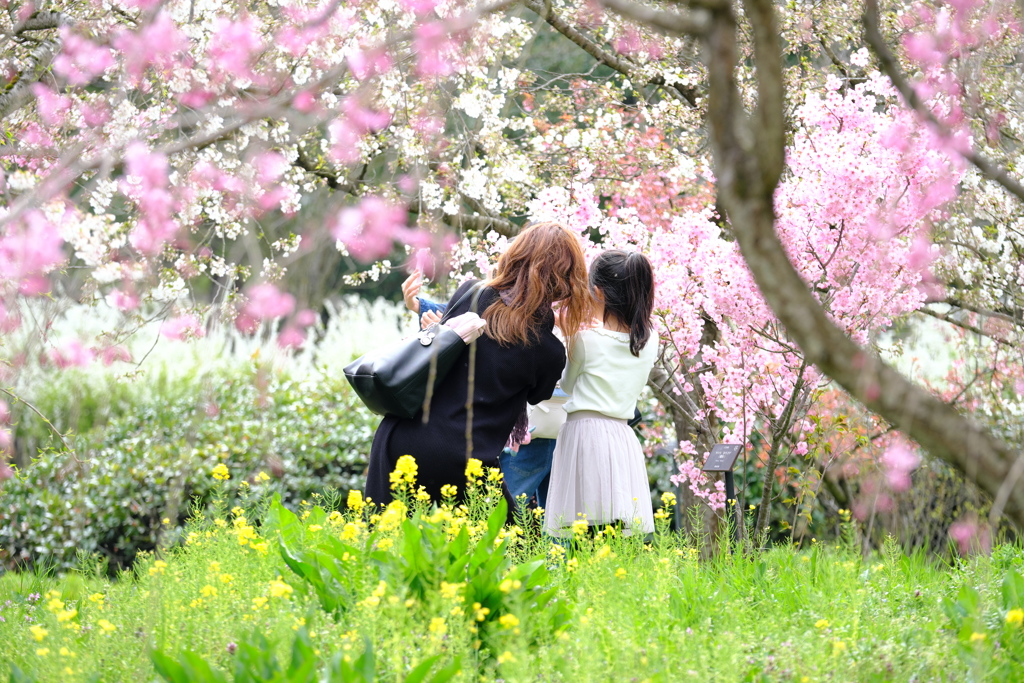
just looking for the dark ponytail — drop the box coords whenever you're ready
[589,250,655,357]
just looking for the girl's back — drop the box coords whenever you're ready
[561,327,657,420]
[544,249,658,538]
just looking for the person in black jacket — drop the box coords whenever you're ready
[364,222,591,505]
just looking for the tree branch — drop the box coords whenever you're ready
[862,0,1024,203]
[441,211,519,237]
[917,307,1014,346]
[753,361,808,541]
[523,0,699,107]
[694,0,1024,530]
[598,0,711,37]
[741,0,785,188]
[294,148,358,194]
[12,10,71,33]
[0,36,62,121]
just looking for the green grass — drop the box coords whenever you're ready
[2,472,1024,682]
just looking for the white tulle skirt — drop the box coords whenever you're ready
[543,411,655,538]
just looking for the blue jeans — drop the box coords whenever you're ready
[499,438,556,511]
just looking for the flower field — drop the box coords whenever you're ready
[3,463,1024,682]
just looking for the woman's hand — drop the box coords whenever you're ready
[402,271,422,313]
[420,309,442,329]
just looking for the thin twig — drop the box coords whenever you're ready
[1,387,75,455]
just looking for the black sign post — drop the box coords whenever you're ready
[702,444,743,549]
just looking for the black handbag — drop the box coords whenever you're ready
[343,284,484,420]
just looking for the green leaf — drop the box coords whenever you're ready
[1002,570,1024,610]
[403,655,443,683]
[9,664,37,683]
[486,498,508,540]
[150,650,189,683]
[265,494,304,549]
[425,656,462,683]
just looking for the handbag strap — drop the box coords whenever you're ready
[438,281,487,324]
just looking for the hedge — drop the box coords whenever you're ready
[0,368,377,572]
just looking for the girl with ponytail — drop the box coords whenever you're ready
[544,249,658,538]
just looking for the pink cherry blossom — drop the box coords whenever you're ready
[413,22,455,77]
[400,0,441,14]
[53,28,115,86]
[949,516,992,555]
[347,48,393,81]
[243,283,295,320]
[160,314,206,341]
[881,442,920,492]
[46,340,96,369]
[277,326,306,349]
[113,12,189,84]
[330,196,410,262]
[207,16,264,82]
[99,345,133,365]
[0,211,65,295]
[294,309,318,327]
[30,84,72,126]
[107,289,139,311]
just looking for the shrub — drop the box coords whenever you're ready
[0,367,376,572]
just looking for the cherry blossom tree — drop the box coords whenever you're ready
[2,0,1023,540]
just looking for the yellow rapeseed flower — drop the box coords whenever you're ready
[497,651,515,664]
[252,597,268,610]
[571,519,589,537]
[969,632,987,642]
[269,580,293,599]
[308,524,323,532]
[219,573,234,584]
[465,458,484,481]
[256,471,270,482]
[212,464,230,481]
[499,614,520,629]
[87,593,104,604]
[389,455,418,489]
[440,484,458,498]
[429,617,447,635]
[347,489,365,512]
[97,619,117,634]
[36,648,50,657]
[660,491,677,507]
[30,625,48,642]
[1007,609,1024,626]
[831,640,846,654]
[815,619,829,629]
[440,582,463,600]
[56,609,78,623]
[378,500,408,532]
[615,567,627,579]
[200,585,217,598]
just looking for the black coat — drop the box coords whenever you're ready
[364,280,565,505]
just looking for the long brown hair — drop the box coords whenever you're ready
[483,222,590,347]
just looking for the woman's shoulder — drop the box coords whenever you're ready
[448,279,495,312]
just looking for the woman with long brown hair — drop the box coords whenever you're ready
[364,222,590,505]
